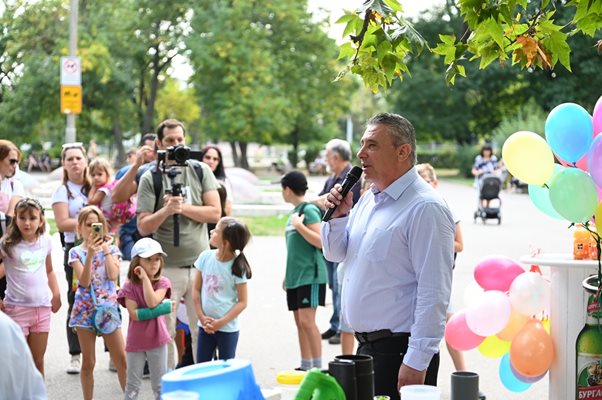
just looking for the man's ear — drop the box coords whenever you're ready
[398,143,412,162]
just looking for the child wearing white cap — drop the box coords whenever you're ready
[117,238,172,400]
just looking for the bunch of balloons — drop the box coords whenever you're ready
[445,256,553,392]
[502,97,602,226]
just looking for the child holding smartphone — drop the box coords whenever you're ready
[68,205,126,400]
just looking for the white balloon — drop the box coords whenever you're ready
[463,280,485,309]
[466,290,512,337]
[509,272,551,316]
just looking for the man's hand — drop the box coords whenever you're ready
[324,183,353,219]
[397,363,427,391]
[291,212,305,229]
[163,195,183,216]
[135,145,154,167]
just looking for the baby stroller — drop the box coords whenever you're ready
[473,174,502,224]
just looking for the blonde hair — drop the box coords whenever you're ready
[416,163,437,183]
[127,255,164,284]
[76,205,108,239]
[88,157,114,180]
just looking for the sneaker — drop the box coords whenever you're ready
[321,328,337,340]
[328,333,341,345]
[108,358,117,372]
[479,391,486,400]
[66,354,81,375]
[142,361,150,379]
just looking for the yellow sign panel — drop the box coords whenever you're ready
[60,85,82,114]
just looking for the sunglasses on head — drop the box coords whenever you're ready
[62,142,84,150]
[15,197,45,215]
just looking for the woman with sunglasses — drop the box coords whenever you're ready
[51,142,91,375]
[0,140,25,300]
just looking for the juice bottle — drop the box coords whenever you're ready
[574,227,590,260]
[589,232,600,261]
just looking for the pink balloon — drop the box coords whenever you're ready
[593,95,602,136]
[474,256,525,291]
[445,310,485,351]
[466,291,512,336]
[557,153,588,171]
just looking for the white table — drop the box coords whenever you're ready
[520,254,599,400]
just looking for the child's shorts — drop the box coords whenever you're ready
[286,284,326,311]
[4,304,51,336]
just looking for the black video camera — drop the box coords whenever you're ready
[156,144,203,167]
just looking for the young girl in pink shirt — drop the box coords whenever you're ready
[118,238,172,400]
[0,198,61,376]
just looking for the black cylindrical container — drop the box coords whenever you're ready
[450,371,479,400]
[335,354,374,400]
[329,359,357,400]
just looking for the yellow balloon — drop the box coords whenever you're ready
[477,335,511,358]
[595,202,602,233]
[543,318,550,334]
[502,131,555,185]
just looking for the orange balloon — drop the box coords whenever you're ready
[510,320,555,377]
[497,309,529,341]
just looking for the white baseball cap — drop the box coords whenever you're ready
[131,238,167,259]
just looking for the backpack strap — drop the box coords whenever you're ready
[151,161,204,212]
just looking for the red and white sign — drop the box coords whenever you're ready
[60,56,81,86]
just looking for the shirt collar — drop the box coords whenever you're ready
[377,166,419,201]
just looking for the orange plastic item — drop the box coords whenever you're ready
[574,228,590,260]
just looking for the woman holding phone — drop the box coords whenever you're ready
[51,142,90,374]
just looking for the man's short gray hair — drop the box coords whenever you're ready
[367,112,417,165]
[326,139,352,162]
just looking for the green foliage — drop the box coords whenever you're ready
[337,0,602,90]
[457,144,481,178]
[492,99,547,146]
[417,149,458,169]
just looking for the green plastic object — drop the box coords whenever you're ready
[136,299,172,321]
[294,368,346,400]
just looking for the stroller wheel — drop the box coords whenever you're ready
[473,211,478,223]
[498,217,502,225]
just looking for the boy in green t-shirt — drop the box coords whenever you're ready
[280,171,327,371]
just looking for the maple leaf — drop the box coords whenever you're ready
[515,35,539,67]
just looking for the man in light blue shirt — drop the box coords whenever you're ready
[321,113,455,399]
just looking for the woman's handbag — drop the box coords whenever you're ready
[90,281,120,335]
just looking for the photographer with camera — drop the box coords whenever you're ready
[136,119,221,368]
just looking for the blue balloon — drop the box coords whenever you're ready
[545,103,593,163]
[499,353,532,392]
[528,164,565,219]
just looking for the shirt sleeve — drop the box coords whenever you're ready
[404,201,454,371]
[303,204,322,225]
[194,250,209,272]
[109,244,122,262]
[51,185,68,205]
[10,179,25,197]
[136,170,155,214]
[116,281,132,307]
[320,216,350,263]
[156,276,172,299]
[67,246,84,266]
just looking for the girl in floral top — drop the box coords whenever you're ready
[68,205,126,400]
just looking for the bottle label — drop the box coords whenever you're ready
[577,354,602,399]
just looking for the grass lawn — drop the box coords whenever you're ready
[436,168,473,186]
[46,215,286,237]
[240,215,286,237]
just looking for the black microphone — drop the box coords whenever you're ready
[323,166,363,222]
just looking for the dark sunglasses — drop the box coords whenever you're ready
[9,159,18,165]
[203,155,220,162]
[15,197,45,215]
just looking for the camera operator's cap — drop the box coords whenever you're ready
[131,238,167,259]
[277,170,308,192]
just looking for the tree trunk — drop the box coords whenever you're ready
[142,50,161,134]
[229,141,239,167]
[112,119,125,168]
[290,127,299,168]
[238,141,249,170]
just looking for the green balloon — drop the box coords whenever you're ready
[549,168,598,223]
[529,164,565,220]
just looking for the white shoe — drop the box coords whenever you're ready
[67,354,81,374]
[108,358,117,372]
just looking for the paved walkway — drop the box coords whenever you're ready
[25,173,570,399]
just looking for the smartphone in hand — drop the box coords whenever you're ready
[91,222,103,239]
